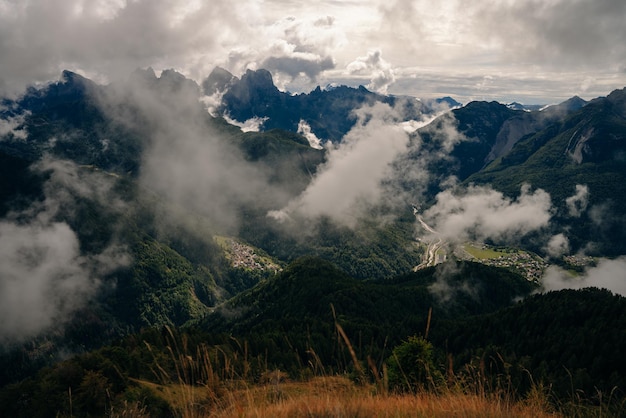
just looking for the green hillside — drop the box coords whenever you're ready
[434,288,626,403]
[2,259,625,416]
[467,88,626,254]
[198,258,537,374]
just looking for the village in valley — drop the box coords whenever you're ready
[216,236,282,273]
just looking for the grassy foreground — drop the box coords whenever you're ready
[120,376,559,418]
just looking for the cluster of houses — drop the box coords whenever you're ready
[226,239,282,273]
[475,251,548,282]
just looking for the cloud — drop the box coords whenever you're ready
[1,0,625,103]
[469,0,626,70]
[374,0,626,71]
[0,220,96,344]
[545,233,570,258]
[262,54,335,82]
[0,111,29,140]
[347,49,396,94]
[297,120,324,149]
[0,159,129,345]
[0,0,262,96]
[314,16,335,27]
[269,102,410,227]
[223,115,268,133]
[367,0,626,102]
[252,16,340,89]
[565,184,589,217]
[423,184,553,244]
[376,110,467,212]
[97,69,294,233]
[541,256,626,297]
[428,260,477,304]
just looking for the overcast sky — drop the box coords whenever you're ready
[1,0,626,103]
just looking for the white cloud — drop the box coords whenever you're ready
[270,102,410,227]
[0,220,94,343]
[297,120,324,149]
[423,184,553,244]
[545,233,570,258]
[347,49,396,94]
[0,159,129,345]
[1,1,625,110]
[97,71,295,233]
[565,184,589,217]
[0,111,29,140]
[541,256,626,297]
[428,261,477,304]
[223,114,268,132]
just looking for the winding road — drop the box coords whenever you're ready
[413,207,447,270]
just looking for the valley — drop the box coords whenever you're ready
[0,67,625,417]
[457,243,548,281]
[413,206,546,281]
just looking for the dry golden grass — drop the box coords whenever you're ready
[137,327,570,417]
[137,375,561,418]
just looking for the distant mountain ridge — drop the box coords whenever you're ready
[205,67,461,143]
[466,88,626,254]
[2,68,625,260]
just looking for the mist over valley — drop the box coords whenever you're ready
[2,1,626,413]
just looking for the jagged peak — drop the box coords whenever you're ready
[208,66,234,79]
[240,68,275,87]
[159,68,187,82]
[203,66,237,95]
[59,70,93,87]
[606,86,626,103]
[130,67,158,82]
[561,95,587,108]
[52,70,99,96]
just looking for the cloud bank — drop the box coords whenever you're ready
[541,257,626,297]
[97,69,295,234]
[269,103,410,227]
[2,0,625,102]
[423,184,553,244]
[0,159,129,345]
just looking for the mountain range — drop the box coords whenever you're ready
[1,67,625,415]
[205,67,461,144]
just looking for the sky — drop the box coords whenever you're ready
[1,0,626,104]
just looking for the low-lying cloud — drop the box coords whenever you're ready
[0,111,29,140]
[297,120,324,149]
[423,184,553,244]
[0,159,129,345]
[98,70,295,234]
[429,261,478,304]
[223,114,268,133]
[541,256,626,297]
[545,233,570,258]
[566,184,589,217]
[269,102,410,227]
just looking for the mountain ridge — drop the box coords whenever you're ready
[1,68,626,415]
